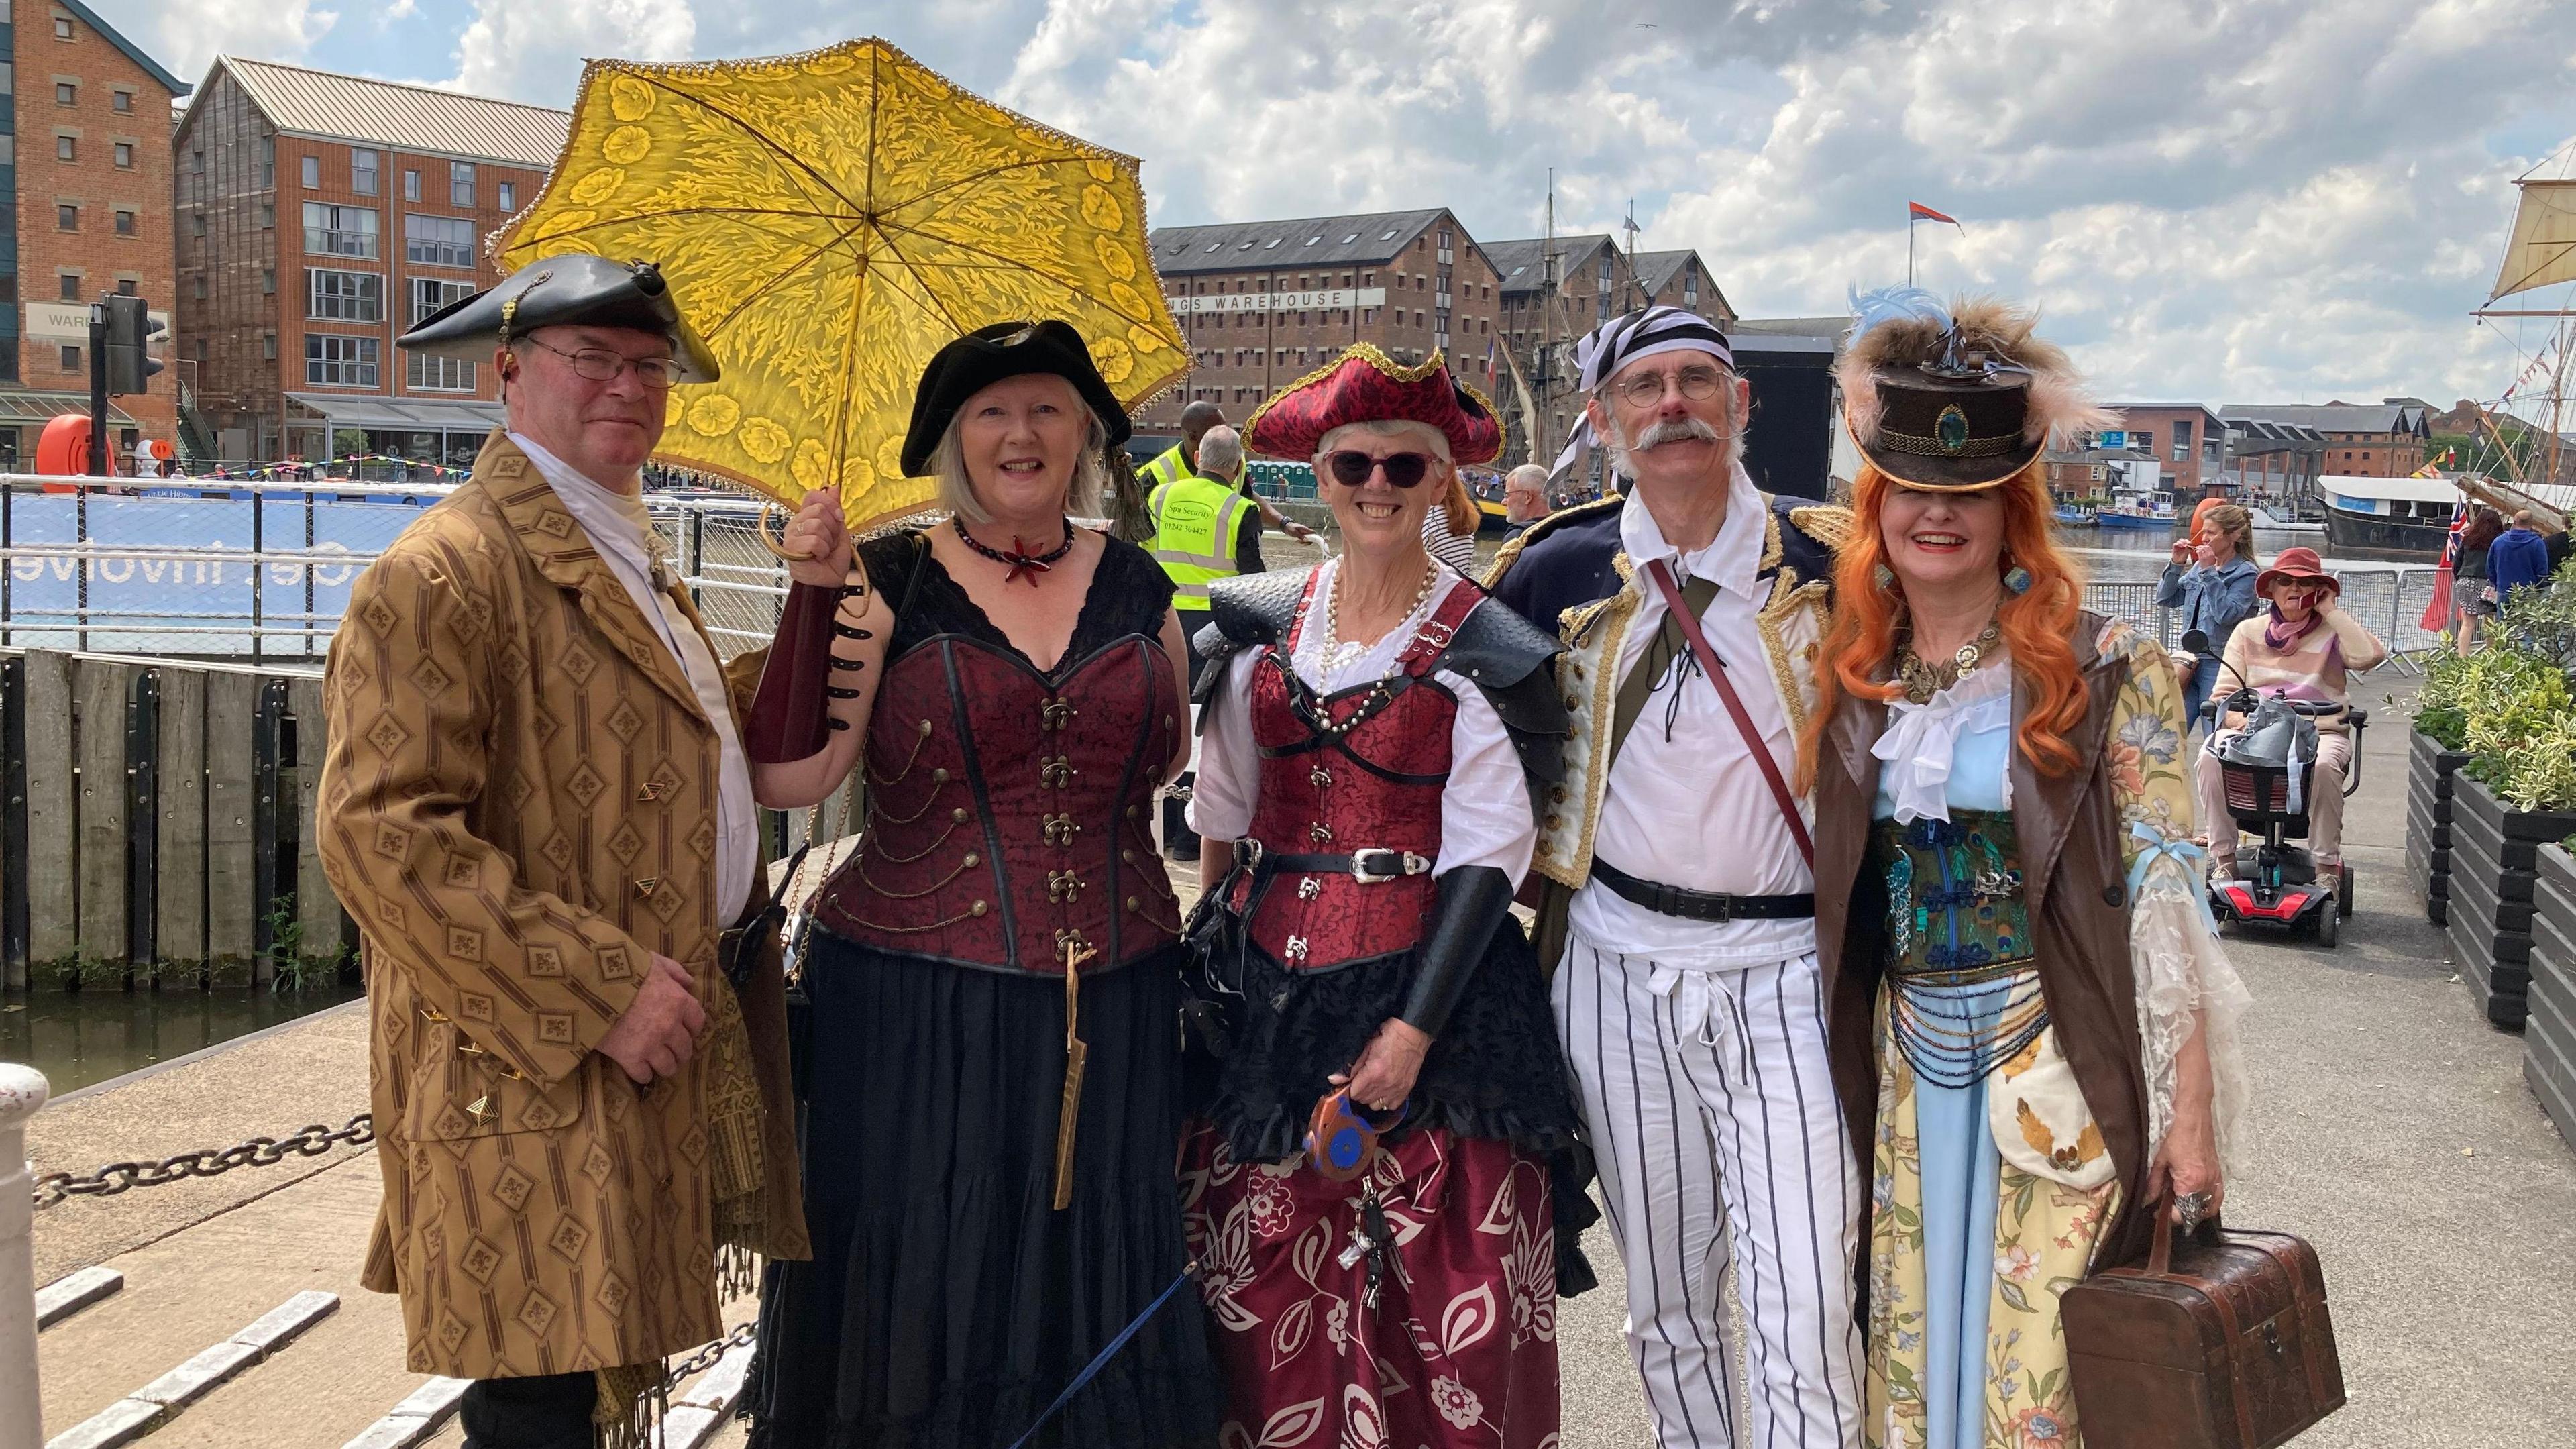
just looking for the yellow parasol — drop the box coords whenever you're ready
[494,38,1186,525]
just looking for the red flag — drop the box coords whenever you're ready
[1908,201,1960,225]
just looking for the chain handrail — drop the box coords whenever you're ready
[28,1112,374,1209]
[665,1320,756,1387]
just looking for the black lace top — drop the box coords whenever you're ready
[859,527,1177,667]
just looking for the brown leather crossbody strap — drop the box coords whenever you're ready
[1642,558,1815,868]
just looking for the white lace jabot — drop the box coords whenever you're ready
[1872,659,2013,824]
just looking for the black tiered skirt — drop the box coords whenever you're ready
[745,932,1220,1449]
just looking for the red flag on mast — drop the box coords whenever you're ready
[1908,201,1960,225]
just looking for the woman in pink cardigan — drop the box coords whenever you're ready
[2196,546,2388,877]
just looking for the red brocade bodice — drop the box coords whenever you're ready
[1223,580,1479,972]
[816,632,1182,974]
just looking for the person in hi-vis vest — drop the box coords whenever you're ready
[1148,425,1263,859]
[1139,401,1320,547]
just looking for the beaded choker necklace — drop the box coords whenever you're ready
[952,516,1074,587]
[1316,558,1440,672]
[1896,615,2002,705]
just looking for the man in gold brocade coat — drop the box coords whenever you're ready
[317,254,806,1449]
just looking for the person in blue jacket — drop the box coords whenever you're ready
[2490,510,2557,607]
[2157,502,2259,732]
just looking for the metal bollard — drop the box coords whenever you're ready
[1,1062,50,1449]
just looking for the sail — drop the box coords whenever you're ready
[2491,179,2576,302]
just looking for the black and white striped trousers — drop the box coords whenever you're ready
[1554,932,1864,1449]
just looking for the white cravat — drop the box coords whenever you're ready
[509,431,760,920]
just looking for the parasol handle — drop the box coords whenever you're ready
[757,501,815,563]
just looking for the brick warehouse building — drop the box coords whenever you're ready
[1132,209,1504,438]
[1485,235,1733,465]
[172,58,567,464]
[2220,399,2431,480]
[9,2,187,468]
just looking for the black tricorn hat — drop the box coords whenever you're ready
[1836,290,2110,492]
[398,253,720,384]
[900,320,1131,476]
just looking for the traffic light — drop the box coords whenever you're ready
[103,294,164,396]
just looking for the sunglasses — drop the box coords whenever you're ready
[1324,451,1433,488]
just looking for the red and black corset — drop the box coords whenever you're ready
[1222,580,1481,972]
[816,633,1182,974]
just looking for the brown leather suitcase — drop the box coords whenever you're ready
[2062,1203,2345,1449]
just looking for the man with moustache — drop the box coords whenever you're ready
[1485,306,1862,1449]
[317,254,806,1449]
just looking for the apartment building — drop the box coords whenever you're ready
[172,57,568,463]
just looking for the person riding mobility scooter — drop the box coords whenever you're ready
[2192,545,2388,945]
[2202,688,2367,945]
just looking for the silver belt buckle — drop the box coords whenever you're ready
[1232,838,1265,871]
[1350,848,1426,885]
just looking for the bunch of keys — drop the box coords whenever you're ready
[1335,1191,1395,1308]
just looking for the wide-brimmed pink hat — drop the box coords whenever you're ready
[2256,546,2339,598]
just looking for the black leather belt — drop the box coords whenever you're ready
[1233,838,1434,885]
[1590,859,1814,922]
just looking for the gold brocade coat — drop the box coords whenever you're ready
[317,435,808,1382]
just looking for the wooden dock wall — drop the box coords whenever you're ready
[0,647,859,991]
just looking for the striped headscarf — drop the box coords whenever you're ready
[1550,305,1735,484]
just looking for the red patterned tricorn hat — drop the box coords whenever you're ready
[1244,344,1505,466]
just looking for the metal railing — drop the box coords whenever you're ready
[0,474,2462,669]
[2,1065,44,1449]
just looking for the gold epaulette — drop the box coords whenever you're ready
[1788,503,1856,552]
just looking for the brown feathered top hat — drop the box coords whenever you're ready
[1835,288,2112,492]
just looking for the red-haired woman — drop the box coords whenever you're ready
[1803,292,2251,1449]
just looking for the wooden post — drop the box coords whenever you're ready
[74,657,132,980]
[250,678,289,987]
[21,652,74,981]
[155,665,208,981]
[205,669,259,985]
[288,676,349,978]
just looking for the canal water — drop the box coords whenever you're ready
[2,985,365,1095]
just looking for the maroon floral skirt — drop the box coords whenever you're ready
[1179,1120,1562,1449]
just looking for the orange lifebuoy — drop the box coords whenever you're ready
[36,413,95,481]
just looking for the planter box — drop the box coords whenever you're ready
[2446,775,2576,1030]
[2530,844,2576,1152]
[2408,729,2471,924]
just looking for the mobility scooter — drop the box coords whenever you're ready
[2201,685,2366,946]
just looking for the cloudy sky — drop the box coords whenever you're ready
[120,0,2576,413]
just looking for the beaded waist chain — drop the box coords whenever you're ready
[1887,962,2047,1089]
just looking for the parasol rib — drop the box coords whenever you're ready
[623,70,869,221]
[878,154,1095,221]
[702,217,875,337]
[861,223,974,336]
[871,213,1162,328]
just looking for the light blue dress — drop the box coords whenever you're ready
[1872,693,2020,1449]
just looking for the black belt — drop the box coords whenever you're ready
[1233,838,1434,885]
[1589,859,1814,922]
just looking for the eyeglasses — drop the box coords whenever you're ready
[1612,363,1728,408]
[1324,450,1432,488]
[520,337,681,390]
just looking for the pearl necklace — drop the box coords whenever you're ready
[1316,558,1440,673]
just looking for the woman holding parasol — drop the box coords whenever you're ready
[738,321,1218,1447]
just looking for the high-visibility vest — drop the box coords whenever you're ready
[1139,444,1196,489]
[1147,474,1253,610]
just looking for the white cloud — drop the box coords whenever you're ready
[450,0,697,103]
[116,0,339,84]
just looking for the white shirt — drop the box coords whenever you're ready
[1188,560,1534,884]
[1570,468,1815,969]
[511,431,761,921]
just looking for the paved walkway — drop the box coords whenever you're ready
[18,676,2573,1446]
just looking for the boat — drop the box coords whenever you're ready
[2319,474,2459,557]
[2451,148,2576,552]
[1476,493,1514,535]
[2093,503,2178,531]
[2053,502,2099,526]
[2247,504,2326,535]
